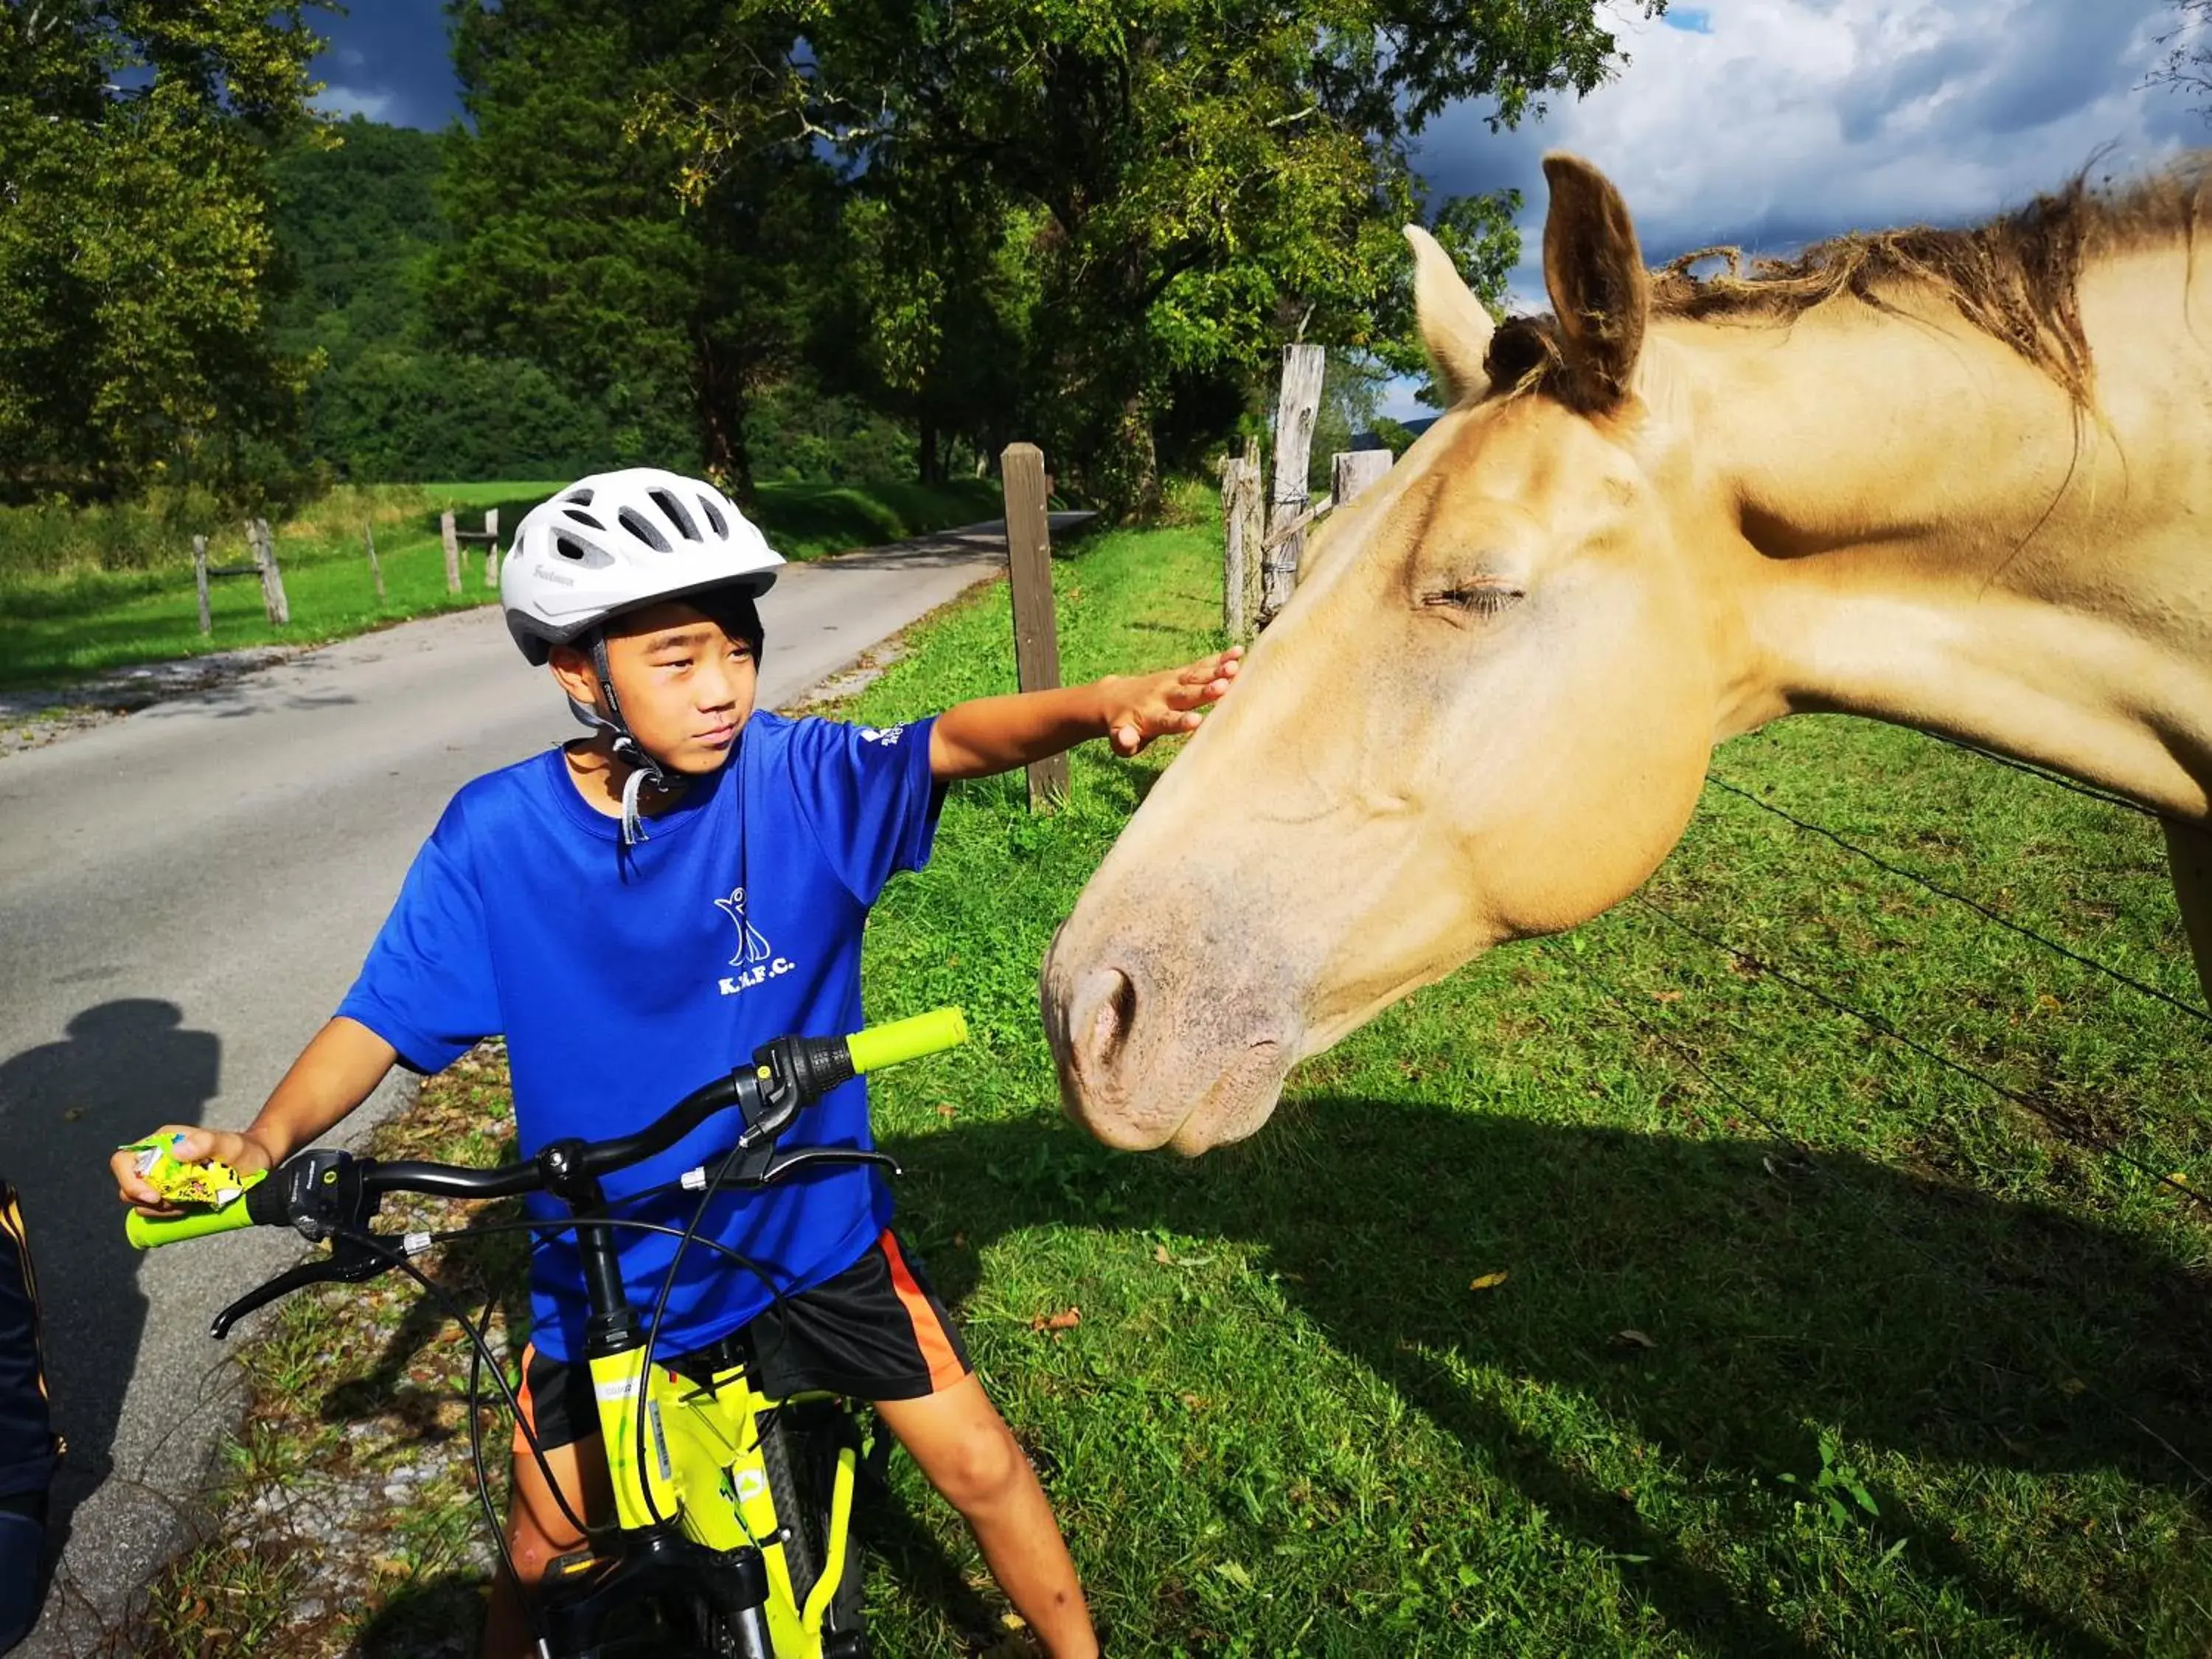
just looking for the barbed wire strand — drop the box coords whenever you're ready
[1702,772,2212,1030]
[1549,943,2212,1490]
[1627,894,2212,1220]
[1915,731,2176,823]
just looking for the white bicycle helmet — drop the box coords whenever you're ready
[503,469,785,845]
[501,468,784,665]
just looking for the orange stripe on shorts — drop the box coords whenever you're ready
[512,1341,540,1458]
[878,1231,964,1392]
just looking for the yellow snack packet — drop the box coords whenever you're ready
[120,1134,265,1209]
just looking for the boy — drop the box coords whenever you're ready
[116,468,1234,1658]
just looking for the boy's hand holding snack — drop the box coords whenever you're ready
[112,1129,276,1215]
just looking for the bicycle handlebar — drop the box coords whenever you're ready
[849,1008,967,1075]
[126,1009,969,1253]
[126,1194,265,1251]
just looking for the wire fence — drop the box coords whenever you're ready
[1528,726,2212,1490]
[1547,940,2212,1490]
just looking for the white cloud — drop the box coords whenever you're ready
[1381,0,2199,415]
[313,83,399,123]
[1418,0,2197,276]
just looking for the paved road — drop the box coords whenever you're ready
[0,521,1049,1653]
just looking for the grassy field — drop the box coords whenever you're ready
[133,524,2211,1657]
[0,477,1004,691]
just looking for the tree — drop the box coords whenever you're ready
[645,0,1657,509]
[268,116,624,481]
[817,189,1041,484]
[429,0,844,502]
[0,0,325,504]
[2149,0,2212,116]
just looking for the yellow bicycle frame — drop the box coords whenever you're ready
[588,1346,860,1657]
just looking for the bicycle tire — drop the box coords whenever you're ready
[758,1399,866,1644]
[685,1597,773,1659]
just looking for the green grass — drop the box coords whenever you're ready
[0,477,1007,691]
[139,523,2212,1657]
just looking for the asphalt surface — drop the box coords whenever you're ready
[0,520,1049,1653]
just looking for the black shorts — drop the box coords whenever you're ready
[513,1228,970,1455]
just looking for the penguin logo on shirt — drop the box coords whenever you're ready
[714,887,796,995]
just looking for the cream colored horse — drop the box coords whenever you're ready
[1043,151,2212,1154]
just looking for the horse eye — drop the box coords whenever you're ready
[1424,584,1524,616]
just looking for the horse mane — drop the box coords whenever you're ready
[1485,153,2212,408]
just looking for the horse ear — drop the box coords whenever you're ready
[1404,224,1494,405]
[1540,153,1649,411]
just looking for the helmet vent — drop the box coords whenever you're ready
[648,489,701,542]
[560,508,605,531]
[561,487,594,506]
[554,533,590,563]
[697,493,727,538]
[617,507,671,552]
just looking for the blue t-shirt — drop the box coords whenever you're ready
[337,712,942,1363]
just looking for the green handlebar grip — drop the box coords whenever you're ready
[127,1198,260,1251]
[847,1008,968,1075]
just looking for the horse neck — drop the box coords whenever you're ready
[1677,248,2212,819]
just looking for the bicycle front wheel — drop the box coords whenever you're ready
[757,1397,866,1648]
[686,1597,775,1659]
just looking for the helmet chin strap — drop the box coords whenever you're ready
[567,633,684,848]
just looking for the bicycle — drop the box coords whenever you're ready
[126,1007,971,1658]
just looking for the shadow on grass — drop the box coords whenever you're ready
[349,1484,995,1659]
[336,1189,998,1658]
[307,1094,2212,1655]
[320,1203,532,1443]
[880,1102,2212,1658]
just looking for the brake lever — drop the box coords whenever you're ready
[209,1230,394,1339]
[209,1150,392,1340]
[755,1147,902,1186]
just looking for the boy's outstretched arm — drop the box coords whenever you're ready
[111,1017,398,1209]
[929,648,1240,782]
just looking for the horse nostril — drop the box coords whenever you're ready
[1073,967,1138,1079]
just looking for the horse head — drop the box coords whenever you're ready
[1043,155,1745,1152]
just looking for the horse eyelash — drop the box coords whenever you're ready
[1425,585,1525,615]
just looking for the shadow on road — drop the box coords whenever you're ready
[0,1002,220,1574]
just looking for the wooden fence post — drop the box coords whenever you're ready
[250,519,290,627]
[1261,344,1326,627]
[193,537,212,636]
[1238,437,1264,636]
[1220,442,1268,642]
[364,524,385,602]
[1331,448,1392,514]
[440,509,462,594]
[483,508,501,588]
[1220,456,1249,640]
[1001,442,1068,811]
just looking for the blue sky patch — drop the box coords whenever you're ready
[1664,7,1717,32]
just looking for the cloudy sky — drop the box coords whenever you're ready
[311,1,2205,414]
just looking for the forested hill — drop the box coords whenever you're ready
[265,117,631,483]
[265,116,917,488]
[269,119,443,368]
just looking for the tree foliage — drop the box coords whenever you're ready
[429,0,847,501]
[0,0,325,504]
[268,117,627,480]
[644,0,1655,508]
[2149,0,2212,118]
